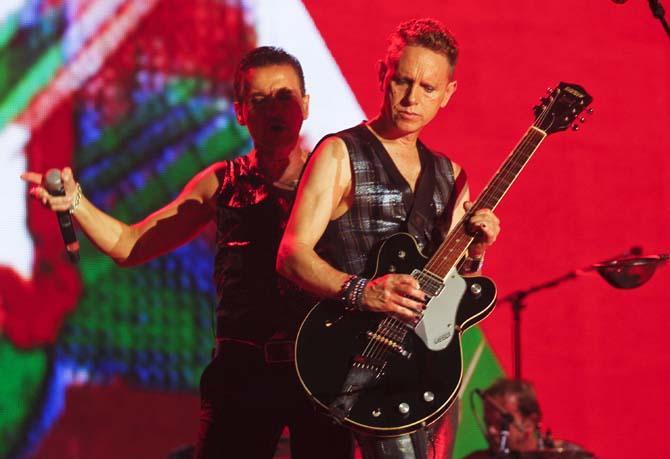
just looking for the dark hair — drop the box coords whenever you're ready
[484,378,542,420]
[385,18,459,76]
[233,46,305,102]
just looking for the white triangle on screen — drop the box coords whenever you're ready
[0,123,33,279]
[251,0,366,148]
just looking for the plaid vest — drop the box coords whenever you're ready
[315,124,456,276]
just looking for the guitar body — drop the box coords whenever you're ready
[295,233,497,436]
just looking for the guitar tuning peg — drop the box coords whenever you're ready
[572,124,580,131]
[586,107,594,115]
[579,117,586,123]
[546,87,553,94]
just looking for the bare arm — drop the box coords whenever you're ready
[22,164,221,266]
[277,137,425,322]
[277,136,352,297]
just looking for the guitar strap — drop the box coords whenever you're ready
[406,142,437,242]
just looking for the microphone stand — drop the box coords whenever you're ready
[499,247,668,380]
[497,415,512,457]
[502,271,579,380]
[648,0,670,39]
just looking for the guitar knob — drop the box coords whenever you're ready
[470,283,482,297]
[388,265,397,273]
[423,391,435,402]
[397,250,406,260]
[398,402,410,415]
[372,408,382,418]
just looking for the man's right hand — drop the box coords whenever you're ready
[360,274,426,324]
[21,167,79,213]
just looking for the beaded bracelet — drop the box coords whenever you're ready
[68,183,83,215]
[339,275,369,311]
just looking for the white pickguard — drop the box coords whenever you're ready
[413,267,466,351]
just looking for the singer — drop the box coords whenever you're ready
[21,46,352,459]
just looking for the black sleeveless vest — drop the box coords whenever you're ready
[315,124,456,276]
[213,155,303,341]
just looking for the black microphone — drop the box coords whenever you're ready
[45,169,80,263]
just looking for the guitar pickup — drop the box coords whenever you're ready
[366,331,412,359]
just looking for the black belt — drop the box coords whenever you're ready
[214,337,295,364]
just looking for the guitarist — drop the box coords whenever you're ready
[277,19,501,458]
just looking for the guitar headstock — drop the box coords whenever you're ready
[533,82,593,134]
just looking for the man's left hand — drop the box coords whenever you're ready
[464,201,500,258]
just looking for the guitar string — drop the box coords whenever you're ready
[360,265,442,365]
[362,318,395,373]
[430,109,556,275]
[427,129,544,275]
[425,89,562,275]
[359,134,540,371]
[358,89,565,367]
[428,133,539,274]
[361,125,546,358]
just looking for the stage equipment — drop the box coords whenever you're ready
[500,248,668,379]
[612,0,669,39]
[647,0,670,38]
[594,253,668,289]
[474,388,519,455]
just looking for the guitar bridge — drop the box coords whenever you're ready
[412,269,444,296]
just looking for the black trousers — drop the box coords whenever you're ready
[193,341,354,459]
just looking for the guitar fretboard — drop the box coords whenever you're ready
[424,126,547,279]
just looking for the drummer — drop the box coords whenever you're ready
[464,378,596,458]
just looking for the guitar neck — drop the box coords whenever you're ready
[424,126,547,279]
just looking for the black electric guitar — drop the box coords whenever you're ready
[295,82,593,436]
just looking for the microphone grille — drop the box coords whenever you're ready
[44,169,63,194]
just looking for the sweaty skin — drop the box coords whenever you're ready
[277,45,500,323]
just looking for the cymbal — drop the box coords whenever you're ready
[593,254,668,289]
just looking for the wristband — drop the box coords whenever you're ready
[69,183,83,215]
[339,275,369,311]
